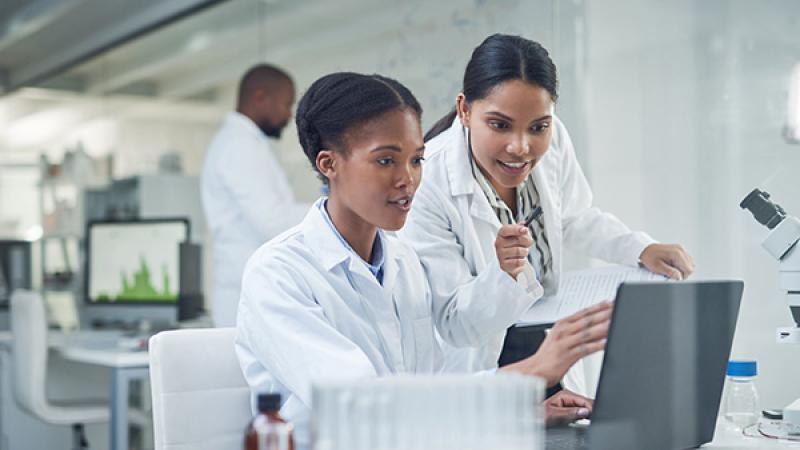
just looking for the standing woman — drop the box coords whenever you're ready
[236,72,612,449]
[400,34,694,377]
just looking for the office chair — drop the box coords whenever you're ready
[10,290,109,450]
[149,327,251,450]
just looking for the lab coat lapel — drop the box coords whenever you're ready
[441,121,500,272]
[382,239,410,325]
[303,199,382,290]
[302,202,350,271]
[468,187,501,229]
[304,205,407,371]
[382,241,420,372]
[349,237,408,372]
[348,235,402,320]
[303,200,380,311]
[345,256,383,305]
[381,243,399,296]
[444,121,500,229]
[531,158,562,288]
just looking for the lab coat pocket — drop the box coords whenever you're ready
[412,316,436,373]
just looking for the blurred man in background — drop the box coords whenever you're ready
[202,64,308,327]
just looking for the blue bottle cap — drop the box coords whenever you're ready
[727,360,757,377]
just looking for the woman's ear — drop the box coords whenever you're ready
[316,150,337,181]
[455,93,470,129]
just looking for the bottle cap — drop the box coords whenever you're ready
[727,360,757,377]
[258,393,282,413]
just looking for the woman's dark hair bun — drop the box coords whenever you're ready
[295,72,422,184]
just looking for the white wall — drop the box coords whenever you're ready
[582,0,800,408]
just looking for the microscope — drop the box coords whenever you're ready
[740,188,800,433]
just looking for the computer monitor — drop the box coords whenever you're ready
[84,218,189,328]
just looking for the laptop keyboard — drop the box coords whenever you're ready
[546,426,588,450]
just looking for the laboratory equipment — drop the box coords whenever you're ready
[739,188,800,433]
[723,360,760,429]
[739,189,800,341]
[84,175,205,243]
[312,374,544,450]
[244,393,295,450]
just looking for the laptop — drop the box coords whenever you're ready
[546,280,744,450]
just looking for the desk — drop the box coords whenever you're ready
[49,331,149,450]
[704,421,800,448]
[0,330,149,450]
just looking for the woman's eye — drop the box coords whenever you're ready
[489,121,509,130]
[412,156,426,165]
[531,123,550,133]
[377,158,394,166]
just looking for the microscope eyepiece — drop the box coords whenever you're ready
[740,188,787,230]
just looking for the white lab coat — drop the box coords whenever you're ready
[201,112,308,327]
[400,117,655,373]
[235,199,444,450]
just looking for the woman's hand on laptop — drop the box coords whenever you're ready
[544,389,593,426]
[500,302,612,387]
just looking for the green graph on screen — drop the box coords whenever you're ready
[96,256,176,302]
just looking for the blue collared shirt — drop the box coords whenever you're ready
[318,198,385,284]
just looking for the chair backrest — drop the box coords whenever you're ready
[10,290,49,418]
[149,327,252,450]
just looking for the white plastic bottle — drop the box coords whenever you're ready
[723,360,760,429]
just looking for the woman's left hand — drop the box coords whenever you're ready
[544,389,593,426]
[639,243,695,280]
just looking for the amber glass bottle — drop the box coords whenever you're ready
[244,393,295,450]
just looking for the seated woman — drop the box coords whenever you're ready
[235,72,612,450]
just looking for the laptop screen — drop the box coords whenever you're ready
[588,281,743,450]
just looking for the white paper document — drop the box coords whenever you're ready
[517,265,668,326]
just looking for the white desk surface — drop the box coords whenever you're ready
[705,421,800,448]
[49,330,149,368]
[55,345,148,367]
[0,329,149,368]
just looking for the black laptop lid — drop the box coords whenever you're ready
[589,280,743,450]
